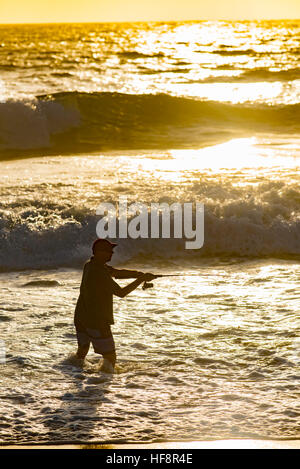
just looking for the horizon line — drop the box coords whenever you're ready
[0,18,299,26]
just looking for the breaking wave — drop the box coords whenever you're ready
[1,91,300,158]
[0,199,299,271]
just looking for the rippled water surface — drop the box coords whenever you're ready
[1,21,300,100]
[0,260,299,443]
[1,21,300,156]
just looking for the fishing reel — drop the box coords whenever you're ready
[142,281,154,290]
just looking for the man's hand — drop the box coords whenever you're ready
[143,273,159,282]
[114,272,159,298]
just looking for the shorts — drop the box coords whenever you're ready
[75,319,115,356]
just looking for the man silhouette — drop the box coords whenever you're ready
[74,239,157,372]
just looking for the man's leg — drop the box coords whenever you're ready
[100,351,116,373]
[76,344,90,359]
[75,320,90,359]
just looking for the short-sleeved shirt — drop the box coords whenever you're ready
[74,257,121,329]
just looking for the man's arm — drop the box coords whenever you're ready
[106,265,144,279]
[110,273,157,298]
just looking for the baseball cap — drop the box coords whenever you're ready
[92,238,117,253]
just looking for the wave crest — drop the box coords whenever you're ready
[1,92,300,158]
[0,200,299,271]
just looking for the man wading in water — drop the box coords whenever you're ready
[74,239,157,373]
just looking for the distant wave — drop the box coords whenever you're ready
[188,68,300,83]
[208,47,300,57]
[0,91,300,159]
[211,48,258,56]
[238,68,300,82]
[0,197,299,271]
[118,51,165,59]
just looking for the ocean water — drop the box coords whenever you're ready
[0,21,299,444]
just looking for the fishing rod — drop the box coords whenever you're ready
[142,274,197,290]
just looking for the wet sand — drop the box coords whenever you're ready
[1,439,299,449]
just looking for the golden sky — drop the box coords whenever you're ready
[0,0,299,23]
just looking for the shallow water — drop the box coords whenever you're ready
[0,260,299,443]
